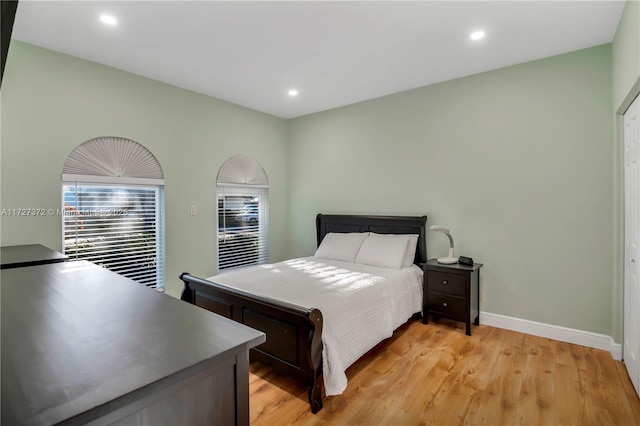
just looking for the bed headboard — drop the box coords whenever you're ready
[316,214,428,265]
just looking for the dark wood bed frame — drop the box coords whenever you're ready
[180,214,427,413]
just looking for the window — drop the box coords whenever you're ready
[62,137,165,289]
[216,155,268,271]
[63,183,164,287]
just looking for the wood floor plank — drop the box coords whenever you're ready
[513,334,556,425]
[555,340,588,371]
[554,363,597,426]
[390,349,453,423]
[616,361,640,424]
[249,319,640,425]
[581,347,634,416]
[472,327,528,425]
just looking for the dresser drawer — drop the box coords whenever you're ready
[426,291,466,319]
[427,271,466,297]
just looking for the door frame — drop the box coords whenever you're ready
[622,91,640,396]
[614,77,640,358]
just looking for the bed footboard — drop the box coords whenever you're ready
[179,273,324,413]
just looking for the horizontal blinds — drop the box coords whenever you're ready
[217,189,268,271]
[63,183,164,288]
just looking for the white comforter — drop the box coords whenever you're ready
[208,256,423,395]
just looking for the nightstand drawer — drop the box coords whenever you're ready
[427,271,465,297]
[426,292,466,318]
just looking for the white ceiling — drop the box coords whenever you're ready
[11,1,626,119]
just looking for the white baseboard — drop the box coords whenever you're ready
[480,311,622,360]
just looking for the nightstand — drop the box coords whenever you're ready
[422,258,483,336]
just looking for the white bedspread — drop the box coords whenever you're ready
[207,256,423,396]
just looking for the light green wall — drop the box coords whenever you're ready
[0,41,289,298]
[612,0,640,343]
[288,45,613,335]
[613,0,639,110]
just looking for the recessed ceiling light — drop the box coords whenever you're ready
[288,89,298,97]
[100,15,118,26]
[470,30,485,41]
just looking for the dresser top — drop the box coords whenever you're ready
[0,244,68,269]
[1,261,265,425]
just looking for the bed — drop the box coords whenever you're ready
[180,214,427,413]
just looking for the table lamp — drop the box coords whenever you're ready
[430,225,458,264]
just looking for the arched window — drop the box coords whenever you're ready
[216,154,268,270]
[62,137,165,289]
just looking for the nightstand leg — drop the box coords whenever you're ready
[474,315,479,326]
[466,321,471,336]
[422,312,428,324]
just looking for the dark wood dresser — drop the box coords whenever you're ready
[422,258,483,336]
[1,261,265,426]
[0,243,68,269]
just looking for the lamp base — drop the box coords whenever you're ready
[437,256,458,264]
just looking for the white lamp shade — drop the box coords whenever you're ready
[430,224,458,264]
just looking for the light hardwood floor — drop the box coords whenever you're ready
[249,318,640,425]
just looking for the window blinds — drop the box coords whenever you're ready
[217,188,268,271]
[62,137,165,289]
[63,184,164,288]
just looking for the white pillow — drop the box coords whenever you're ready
[314,232,368,263]
[364,233,419,268]
[354,234,409,269]
[403,234,419,268]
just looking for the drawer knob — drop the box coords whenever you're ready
[442,280,448,285]
[443,302,448,307]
